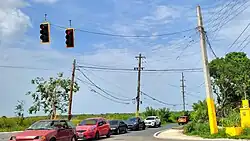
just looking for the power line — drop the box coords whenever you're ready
[140,91,182,106]
[77,68,134,101]
[225,22,250,53]
[51,23,195,38]
[204,31,218,58]
[0,65,60,71]
[77,77,131,105]
[77,65,203,72]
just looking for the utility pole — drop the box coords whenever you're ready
[134,53,145,117]
[68,59,76,120]
[197,5,218,134]
[180,72,186,114]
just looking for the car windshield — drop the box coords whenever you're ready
[79,119,97,125]
[27,121,56,130]
[128,118,137,122]
[146,117,155,120]
[109,120,118,125]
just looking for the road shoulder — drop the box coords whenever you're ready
[153,129,248,141]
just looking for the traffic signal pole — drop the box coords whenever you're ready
[197,5,218,134]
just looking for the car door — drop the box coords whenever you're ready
[66,121,76,139]
[97,120,105,136]
[102,120,109,135]
[137,118,142,129]
[54,121,68,141]
[119,121,126,131]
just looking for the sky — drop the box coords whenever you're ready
[1,0,250,117]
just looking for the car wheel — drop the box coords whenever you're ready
[106,130,111,138]
[158,122,161,127]
[125,127,128,133]
[71,136,76,141]
[154,122,157,128]
[142,124,146,130]
[95,131,100,140]
[116,128,120,134]
[49,137,56,141]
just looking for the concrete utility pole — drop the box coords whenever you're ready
[134,53,145,117]
[197,5,218,134]
[181,72,186,114]
[68,59,76,120]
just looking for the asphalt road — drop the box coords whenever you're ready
[103,123,177,141]
[0,123,182,141]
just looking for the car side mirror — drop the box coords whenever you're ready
[98,123,103,126]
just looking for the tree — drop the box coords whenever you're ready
[209,52,250,117]
[157,107,171,123]
[14,100,25,118]
[190,100,208,123]
[143,107,158,117]
[14,100,25,124]
[26,72,80,119]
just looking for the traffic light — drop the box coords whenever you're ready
[40,22,50,44]
[65,28,74,48]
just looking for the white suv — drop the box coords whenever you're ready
[144,116,161,127]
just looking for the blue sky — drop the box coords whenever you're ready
[1,0,250,117]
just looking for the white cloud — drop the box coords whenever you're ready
[32,0,59,4]
[0,0,31,40]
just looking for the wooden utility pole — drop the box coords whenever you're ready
[197,5,218,134]
[134,53,145,117]
[68,59,76,120]
[181,72,186,114]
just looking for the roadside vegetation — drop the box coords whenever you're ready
[0,72,184,132]
[183,52,250,139]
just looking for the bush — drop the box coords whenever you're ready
[184,122,210,136]
[218,109,240,127]
[142,107,179,124]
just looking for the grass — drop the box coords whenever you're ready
[183,122,250,139]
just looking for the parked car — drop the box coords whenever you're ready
[144,116,161,127]
[108,120,128,134]
[177,116,189,125]
[9,119,77,141]
[76,117,111,140]
[126,117,146,131]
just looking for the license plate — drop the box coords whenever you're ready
[78,133,83,137]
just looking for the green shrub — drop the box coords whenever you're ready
[184,122,210,136]
[219,109,240,127]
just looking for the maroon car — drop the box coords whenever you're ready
[9,119,77,141]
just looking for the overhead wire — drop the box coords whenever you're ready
[77,65,203,72]
[204,31,218,58]
[79,68,133,99]
[77,68,134,101]
[51,23,195,38]
[225,22,250,54]
[77,77,131,105]
[140,91,183,106]
[208,0,250,42]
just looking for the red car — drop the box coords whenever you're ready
[9,119,77,141]
[76,117,111,140]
